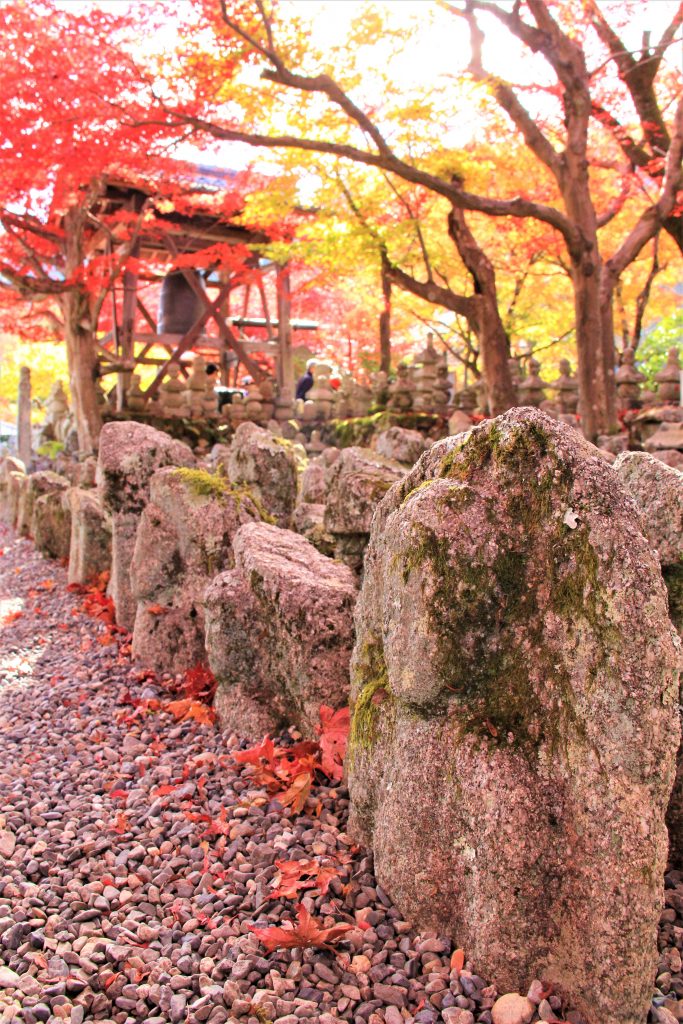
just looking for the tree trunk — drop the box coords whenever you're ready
[571,262,605,441]
[447,204,515,415]
[62,206,102,455]
[379,255,392,374]
[561,148,619,440]
[62,291,102,455]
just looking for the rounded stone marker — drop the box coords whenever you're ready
[492,993,535,1024]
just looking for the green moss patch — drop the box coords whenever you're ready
[173,467,228,500]
[349,639,393,759]
[171,467,276,524]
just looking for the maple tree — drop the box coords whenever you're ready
[0,3,266,451]
[151,0,682,437]
[455,0,683,437]
[0,3,160,450]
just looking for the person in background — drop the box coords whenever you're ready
[296,359,315,401]
[206,362,233,412]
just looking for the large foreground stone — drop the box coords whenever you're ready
[130,468,262,674]
[225,422,300,528]
[348,408,679,1024]
[323,447,406,570]
[615,451,683,870]
[205,522,357,739]
[97,421,195,629]
[66,488,111,585]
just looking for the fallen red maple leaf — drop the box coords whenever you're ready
[270,858,341,899]
[249,904,354,952]
[277,771,313,813]
[111,812,128,834]
[233,735,282,770]
[317,705,350,782]
[2,609,23,625]
[151,783,177,797]
[164,698,216,726]
[451,948,465,971]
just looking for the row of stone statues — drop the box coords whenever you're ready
[616,346,681,411]
[39,343,682,449]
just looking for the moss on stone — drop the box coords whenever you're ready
[229,484,276,525]
[171,467,276,524]
[349,639,393,760]
[399,478,434,509]
[326,411,439,449]
[173,467,228,500]
[272,434,308,472]
[400,419,613,755]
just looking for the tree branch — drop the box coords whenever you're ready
[459,4,563,182]
[219,0,395,159]
[386,262,475,320]
[606,97,683,281]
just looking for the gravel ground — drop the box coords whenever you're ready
[0,523,681,1024]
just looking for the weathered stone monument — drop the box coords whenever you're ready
[205,522,357,739]
[32,481,71,561]
[374,426,428,467]
[16,470,68,540]
[66,488,111,586]
[0,456,26,526]
[323,446,406,570]
[225,422,301,528]
[348,407,679,1024]
[130,466,262,674]
[97,421,195,630]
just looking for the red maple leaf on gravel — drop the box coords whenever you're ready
[317,705,350,782]
[249,904,354,952]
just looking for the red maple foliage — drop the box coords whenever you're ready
[233,706,350,814]
[269,857,345,900]
[249,903,354,953]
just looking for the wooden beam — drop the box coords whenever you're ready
[136,297,157,332]
[143,280,233,399]
[117,239,140,411]
[162,234,266,383]
[276,264,294,396]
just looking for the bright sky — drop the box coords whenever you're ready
[59,0,683,174]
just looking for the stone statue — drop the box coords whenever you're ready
[388,363,414,412]
[552,359,580,415]
[615,348,646,412]
[159,364,188,418]
[654,348,682,405]
[126,373,147,413]
[518,358,548,408]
